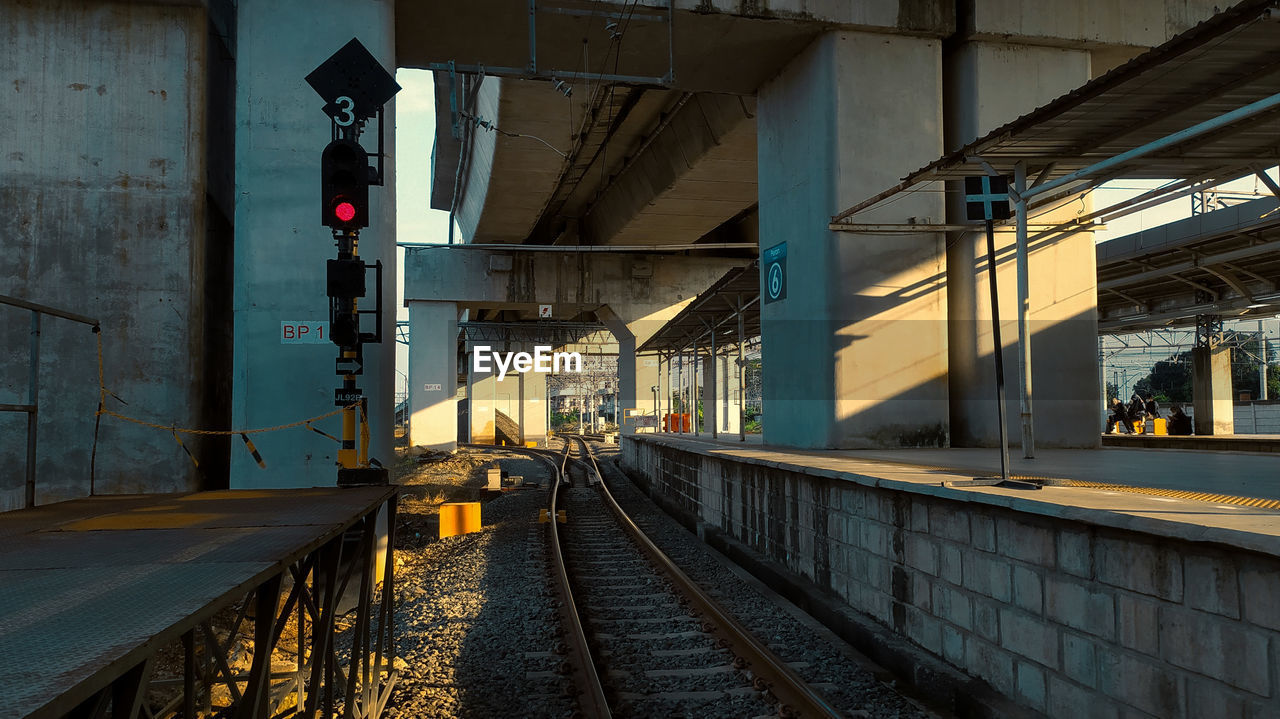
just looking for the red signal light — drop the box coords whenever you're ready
[334,201,356,223]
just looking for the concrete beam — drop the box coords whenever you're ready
[583,94,757,246]
[403,246,744,323]
[959,0,1223,49]
[396,1,952,95]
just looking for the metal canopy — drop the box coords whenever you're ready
[1097,195,1280,333]
[637,261,759,354]
[832,0,1280,224]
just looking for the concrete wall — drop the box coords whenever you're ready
[757,31,948,449]
[944,41,1100,449]
[624,436,1280,718]
[1234,401,1280,434]
[232,0,396,487]
[1,1,221,508]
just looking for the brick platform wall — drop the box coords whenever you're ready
[623,437,1279,718]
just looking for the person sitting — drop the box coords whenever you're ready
[1144,396,1161,419]
[1106,397,1134,434]
[1167,404,1192,435]
[1128,394,1148,423]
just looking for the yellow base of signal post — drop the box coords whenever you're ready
[439,502,481,538]
[538,509,567,524]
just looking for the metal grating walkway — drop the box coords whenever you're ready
[0,487,396,719]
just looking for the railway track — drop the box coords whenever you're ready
[548,436,843,719]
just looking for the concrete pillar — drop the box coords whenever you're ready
[232,0,396,486]
[945,40,1099,449]
[407,301,457,452]
[601,307,662,436]
[706,350,716,434]
[1193,345,1234,435]
[519,370,548,447]
[758,31,947,449]
[718,353,742,435]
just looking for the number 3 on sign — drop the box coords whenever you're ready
[333,96,355,127]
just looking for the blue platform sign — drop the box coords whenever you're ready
[763,242,787,304]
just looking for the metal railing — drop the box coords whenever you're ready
[0,294,98,509]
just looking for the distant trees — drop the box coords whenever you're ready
[1131,343,1280,403]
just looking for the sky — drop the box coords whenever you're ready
[393,69,453,400]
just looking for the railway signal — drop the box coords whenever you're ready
[307,38,399,487]
[320,138,369,229]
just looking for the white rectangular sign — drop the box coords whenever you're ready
[539,304,552,318]
[281,321,329,344]
[423,383,442,392]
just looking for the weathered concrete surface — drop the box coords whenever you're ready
[583,94,757,246]
[1193,345,1234,436]
[625,434,1280,717]
[1,1,221,508]
[407,301,459,451]
[232,0,396,487]
[758,31,948,449]
[944,41,1100,449]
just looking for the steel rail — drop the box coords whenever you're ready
[547,440,613,718]
[570,436,844,719]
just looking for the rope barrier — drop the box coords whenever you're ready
[91,325,355,471]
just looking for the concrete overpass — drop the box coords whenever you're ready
[11,3,1280,719]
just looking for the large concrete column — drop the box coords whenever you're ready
[1193,345,1234,435]
[233,0,396,486]
[718,353,742,435]
[945,40,1099,449]
[407,301,458,452]
[2,1,223,506]
[758,31,947,449]
[600,307,661,437]
[701,352,717,437]
[519,370,548,447]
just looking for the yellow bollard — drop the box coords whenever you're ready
[439,502,481,538]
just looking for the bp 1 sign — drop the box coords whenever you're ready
[281,321,329,344]
[763,242,787,303]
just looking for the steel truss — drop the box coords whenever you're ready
[64,499,398,719]
[459,321,613,346]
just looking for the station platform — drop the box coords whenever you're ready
[0,486,396,719]
[621,432,1280,717]
[630,431,1280,551]
[1102,432,1280,453]
[644,430,1280,501]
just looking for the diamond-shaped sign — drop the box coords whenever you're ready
[305,38,401,124]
